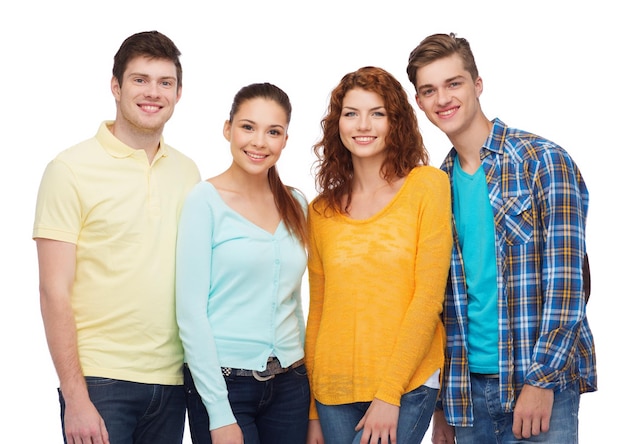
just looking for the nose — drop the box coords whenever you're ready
[436,88,451,106]
[145,80,160,98]
[251,131,265,147]
[357,115,371,131]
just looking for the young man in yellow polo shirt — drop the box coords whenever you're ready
[33,31,200,444]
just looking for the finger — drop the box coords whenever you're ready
[355,417,364,432]
[512,413,524,439]
[356,428,368,444]
[540,416,551,435]
[390,428,397,444]
[522,418,533,439]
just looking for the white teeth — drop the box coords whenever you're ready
[354,137,375,142]
[439,109,455,117]
[246,152,266,159]
[142,105,160,112]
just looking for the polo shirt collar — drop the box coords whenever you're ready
[96,121,169,160]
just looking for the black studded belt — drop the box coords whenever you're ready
[221,357,305,381]
[471,373,499,379]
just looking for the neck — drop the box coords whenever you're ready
[222,164,272,196]
[110,121,162,163]
[351,155,392,192]
[448,114,492,174]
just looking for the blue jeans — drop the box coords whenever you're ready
[58,377,186,444]
[316,385,438,444]
[184,363,310,444]
[454,374,580,444]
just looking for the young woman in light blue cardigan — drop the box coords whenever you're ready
[175,83,309,444]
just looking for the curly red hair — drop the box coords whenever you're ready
[312,66,429,215]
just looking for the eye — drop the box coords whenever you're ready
[372,111,386,117]
[242,124,253,131]
[420,88,434,97]
[343,111,357,117]
[268,129,282,136]
[161,80,173,87]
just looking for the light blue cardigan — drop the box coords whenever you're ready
[175,181,307,430]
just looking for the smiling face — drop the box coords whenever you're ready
[111,55,181,138]
[224,97,288,176]
[414,54,483,141]
[338,88,389,164]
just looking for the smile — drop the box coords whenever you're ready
[139,104,161,113]
[245,151,268,160]
[437,107,458,117]
[353,136,376,143]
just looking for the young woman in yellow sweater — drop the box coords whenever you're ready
[305,66,452,444]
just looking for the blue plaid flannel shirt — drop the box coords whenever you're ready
[439,118,597,426]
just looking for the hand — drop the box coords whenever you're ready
[210,423,244,444]
[512,384,554,439]
[431,409,455,444]
[307,419,325,444]
[355,398,399,444]
[63,398,109,444]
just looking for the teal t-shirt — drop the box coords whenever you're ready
[452,156,498,374]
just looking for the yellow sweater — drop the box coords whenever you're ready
[305,166,452,419]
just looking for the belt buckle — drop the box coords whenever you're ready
[252,370,275,382]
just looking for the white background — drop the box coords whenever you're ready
[1,1,621,442]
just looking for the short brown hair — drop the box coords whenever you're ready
[406,33,478,90]
[112,31,182,88]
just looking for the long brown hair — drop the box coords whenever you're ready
[229,83,307,247]
[312,66,429,215]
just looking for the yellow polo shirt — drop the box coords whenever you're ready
[33,121,200,385]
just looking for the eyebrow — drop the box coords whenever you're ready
[418,75,466,91]
[237,118,286,130]
[342,105,386,111]
[127,72,177,82]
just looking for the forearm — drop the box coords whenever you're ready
[42,295,108,442]
[37,238,88,403]
[378,193,452,400]
[532,151,588,381]
[40,290,89,402]
[36,234,107,442]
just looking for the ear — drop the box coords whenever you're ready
[223,120,232,141]
[175,85,182,104]
[111,76,121,101]
[415,93,425,111]
[474,76,484,99]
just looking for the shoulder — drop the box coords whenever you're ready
[495,119,569,163]
[52,136,101,164]
[396,167,451,209]
[182,181,216,208]
[39,137,105,187]
[308,195,333,219]
[407,165,450,189]
[288,186,308,206]
[179,182,222,226]
[499,127,582,179]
